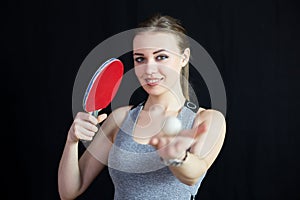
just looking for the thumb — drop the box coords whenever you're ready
[97,113,108,123]
[195,121,207,136]
[180,121,207,139]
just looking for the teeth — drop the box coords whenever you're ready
[146,78,161,84]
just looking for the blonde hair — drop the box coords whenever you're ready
[135,14,190,100]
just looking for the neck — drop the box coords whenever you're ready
[144,88,186,112]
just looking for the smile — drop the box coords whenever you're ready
[145,78,164,85]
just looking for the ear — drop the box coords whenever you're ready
[181,48,190,67]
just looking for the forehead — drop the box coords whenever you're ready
[133,32,180,53]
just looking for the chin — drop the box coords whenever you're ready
[143,86,166,96]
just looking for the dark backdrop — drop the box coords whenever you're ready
[3,0,299,199]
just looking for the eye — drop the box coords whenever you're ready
[156,55,169,61]
[134,57,145,63]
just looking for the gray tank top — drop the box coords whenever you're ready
[108,101,206,200]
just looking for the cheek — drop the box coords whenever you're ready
[161,61,182,75]
[134,65,143,78]
[173,59,183,73]
[159,66,179,79]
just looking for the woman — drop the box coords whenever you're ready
[58,14,226,200]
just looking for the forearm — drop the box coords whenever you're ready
[58,139,82,200]
[57,111,112,199]
[171,114,226,186]
[169,152,207,186]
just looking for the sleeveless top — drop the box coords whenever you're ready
[108,101,206,200]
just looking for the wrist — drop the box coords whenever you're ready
[66,132,79,144]
[160,150,189,167]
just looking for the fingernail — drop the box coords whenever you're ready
[98,114,107,122]
[151,138,158,145]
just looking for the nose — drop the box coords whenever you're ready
[145,58,158,75]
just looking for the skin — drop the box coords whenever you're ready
[58,32,226,200]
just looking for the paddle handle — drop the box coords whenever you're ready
[90,110,99,118]
[81,109,100,147]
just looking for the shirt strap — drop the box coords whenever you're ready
[184,100,198,113]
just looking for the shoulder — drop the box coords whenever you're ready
[199,108,225,121]
[190,107,226,162]
[98,106,132,138]
[193,107,226,128]
[108,105,133,128]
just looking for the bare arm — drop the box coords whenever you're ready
[150,109,226,186]
[57,112,107,199]
[58,106,129,200]
[170,110,226,185]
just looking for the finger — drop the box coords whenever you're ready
[87,114,99,125]
[77,112,99,125]
[97,113,108,123]
[174,137,195,150]
[149,137,159,147]
[155,137,193,159]
[149,137,170,149]
[72,124,95,141]
[79,134,94,141]
[196,121,207,136]
[83,122,98,132]
[170,140,189,158]
[75,119,98,132]
[179,121,207,138]
[78,126,96,138]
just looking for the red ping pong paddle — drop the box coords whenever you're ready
[83,58,124,117]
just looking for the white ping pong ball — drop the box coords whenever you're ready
[162,116,182,136]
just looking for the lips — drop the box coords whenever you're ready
[145,77,164,86]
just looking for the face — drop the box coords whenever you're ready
[133,32,188,97]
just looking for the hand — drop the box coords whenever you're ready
[149,121,207,160]
[67,112,107,143]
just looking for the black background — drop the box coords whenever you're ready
[3,0,300,199]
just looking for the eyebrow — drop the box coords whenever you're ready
[133,49,167,56]
[153,49,166,54]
